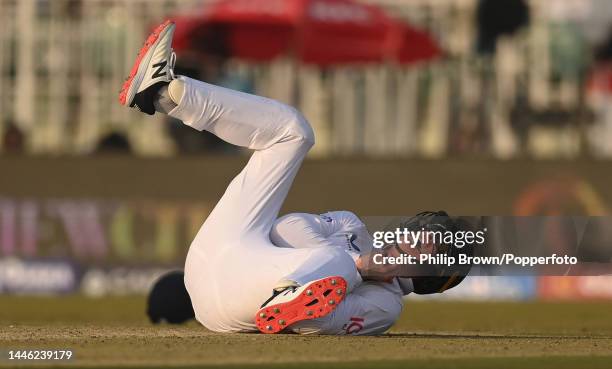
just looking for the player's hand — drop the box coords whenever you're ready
[356,251,402,282]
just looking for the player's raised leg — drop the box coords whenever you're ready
[119,20,361,333]
[168,74,361,333]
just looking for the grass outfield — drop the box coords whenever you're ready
[0,296,611,368]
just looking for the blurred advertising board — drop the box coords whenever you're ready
[0,197,207,295]
[538,276,612,300]
[1,158,612,298]
[411,276,538,301]
[0,258,77,294]
[0,258,171,296]
[0,198,209,265]
[411,275,612,301]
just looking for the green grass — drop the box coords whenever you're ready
[15,356,611,369]
[0,296,611,368]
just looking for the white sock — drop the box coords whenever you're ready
[168,79,185,105]
[273,279,300,291]
[153,79,185,114]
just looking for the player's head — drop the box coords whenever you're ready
[386,211,476,294]
[147,270,195,324]
[408,212,475,294]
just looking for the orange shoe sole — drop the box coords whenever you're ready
[118,19,173,106]
[255,276,347,334]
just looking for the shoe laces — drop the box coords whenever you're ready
[169,50,176,80]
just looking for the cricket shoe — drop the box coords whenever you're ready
[119,20,176,115]
[255,276,347,334]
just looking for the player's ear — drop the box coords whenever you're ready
[147,270,195,324]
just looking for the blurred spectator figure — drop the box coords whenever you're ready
[477,0,530,55]
[2,121,26,155]
[470,0,530,157]
[587,28,612,158]
[95,132,132,155]
[3,0,609,159]
[596,29,612,61]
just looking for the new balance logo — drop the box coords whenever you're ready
[152,61,167,79]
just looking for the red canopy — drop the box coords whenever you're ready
[394,22,443,65]
[172,0,441,66]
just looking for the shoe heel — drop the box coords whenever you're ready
[255,276,347,334]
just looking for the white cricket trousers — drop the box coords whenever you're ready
[174,77,362,332]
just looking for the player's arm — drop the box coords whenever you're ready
[270,213,339,249]
[271,211,371,252]
[289,281,404,336]
[320,210,366,231]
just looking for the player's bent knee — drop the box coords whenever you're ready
[286,108,315,147]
